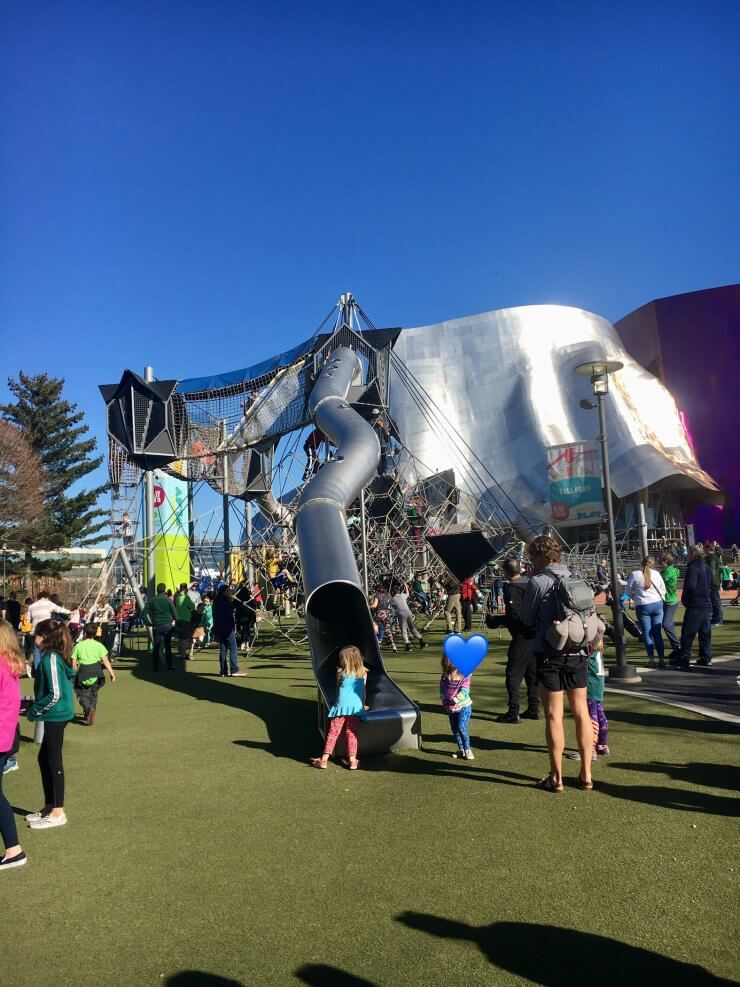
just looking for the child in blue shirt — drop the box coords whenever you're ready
[312,645,368,770]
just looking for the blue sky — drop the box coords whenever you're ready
[1,0,738,514]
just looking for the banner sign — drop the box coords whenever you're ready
[143,470,190,589]
[546,441,603,527]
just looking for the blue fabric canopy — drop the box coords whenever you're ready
[177,338,313,394]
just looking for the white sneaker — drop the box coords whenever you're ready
[29,813,67,830]
[231,670,247,678]
[464,750,475,760]
[25,810,48,823]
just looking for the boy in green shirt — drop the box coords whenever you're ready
[174,583,195,660]
[71,624,116,726]
[661,553,681,661]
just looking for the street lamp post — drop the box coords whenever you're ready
[575,360,640,684]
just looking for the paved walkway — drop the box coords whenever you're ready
[607,655,740,725]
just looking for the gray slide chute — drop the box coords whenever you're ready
[296,346,421,754]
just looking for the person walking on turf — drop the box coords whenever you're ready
[71,623,116,726]
[673,545,713,669]
[374,583,397,652]
[212,585,246,677]
[440,653,474,760]
[487,558,539,724]
[705,543,724,626]
[24,620,76,830]
[174,583,195,659]
[660,553,681,662]
[460,576,478,631]
[0,620,27,869]
[626,557,666,666]
[519,536,594,793]
[442,572,462,634]
[391,581,427,652]
[312,645,368,770]
[143,584,177,671]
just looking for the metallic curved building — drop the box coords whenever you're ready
[390,303,720,533]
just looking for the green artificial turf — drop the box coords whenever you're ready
[1,609,738,986]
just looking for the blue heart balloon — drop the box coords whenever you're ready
[443,633,489,677]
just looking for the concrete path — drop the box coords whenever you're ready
[607,655,740,725]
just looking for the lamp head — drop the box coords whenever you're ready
[574,359,624,396]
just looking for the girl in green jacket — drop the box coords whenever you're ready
[25,620,75,830]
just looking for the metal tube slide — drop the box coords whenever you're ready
[296,347,421,755]
[255,489,294,528]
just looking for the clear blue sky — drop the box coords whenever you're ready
[1,0,738,505]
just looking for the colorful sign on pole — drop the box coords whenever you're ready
[150,469,190,588]
[546,441,603,527]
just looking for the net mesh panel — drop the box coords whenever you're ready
[132,390,151,450]
[314,323,379,381]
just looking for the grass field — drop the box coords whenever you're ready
[2,608,738,986]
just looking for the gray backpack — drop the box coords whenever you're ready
[543,569,605,653]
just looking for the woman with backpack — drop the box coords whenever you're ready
[518,536,598,793]
[626,556,667,666]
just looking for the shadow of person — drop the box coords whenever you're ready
[359,750,534,787]
[132,663,315,761]
[609,760,740,792]
[165,973,243,986]
[295,964,376,986]
[395,914,734,986]
[421,732,547,755]
[605,707,737,736]
[593,779,739,817]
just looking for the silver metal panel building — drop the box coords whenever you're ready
[389,304,720,529]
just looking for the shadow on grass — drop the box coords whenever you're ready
[133,664,315,761]
[360,750,534,787]
[166,974,243,986]
[610,760,740,792]
[395,913,735,985]
[422,732,547,755]
[295,964,376,986]
[606,707,738,735]
[594,779,739,817]
[164,970,244,987]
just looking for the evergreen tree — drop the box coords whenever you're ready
[0,373,108,574]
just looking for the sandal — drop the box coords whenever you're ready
[311,758,328,769]
[536,775,564,793]
[577,774,594,790]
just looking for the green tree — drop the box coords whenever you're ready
[0,372,108,575]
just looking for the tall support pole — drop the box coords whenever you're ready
[597,392,639,683]
[144,365,157,598]
[245,503,255,587]
[637,496,649,558]
[187,475,196,582]
[220,421,231,579]
[360,488,369,596]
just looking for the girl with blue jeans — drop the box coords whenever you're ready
[626,556,667,664]
[440,655,474,760]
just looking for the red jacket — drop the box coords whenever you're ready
[460,579,477,602]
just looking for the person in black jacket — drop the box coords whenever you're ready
[673,546,713,669]
[212,585,247,678]
[486,559,539,724]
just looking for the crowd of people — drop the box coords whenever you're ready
[1,531,735,868]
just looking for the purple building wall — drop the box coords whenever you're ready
[616,284,740,544]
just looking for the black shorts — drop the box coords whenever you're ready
[535,653,588,692]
